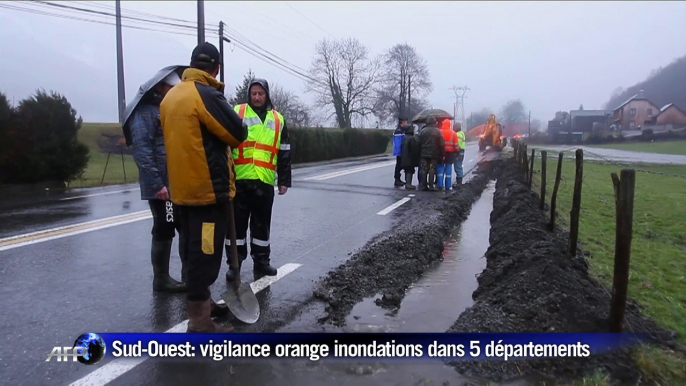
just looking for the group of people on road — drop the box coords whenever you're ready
[124,42,291,333]
[393,116,465,191]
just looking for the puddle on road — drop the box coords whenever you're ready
[269,181,498,385]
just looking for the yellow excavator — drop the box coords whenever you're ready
[478,114,507,152]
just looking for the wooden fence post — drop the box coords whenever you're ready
[540,151,547,209]
[609,169,636,332]
[550,152,564,230]
[528,149,535,189]
[569,149,584,255]
[522,145,529,179]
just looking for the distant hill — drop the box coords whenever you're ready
[605,55,686,111]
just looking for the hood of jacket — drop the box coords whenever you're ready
[248,78,273,114]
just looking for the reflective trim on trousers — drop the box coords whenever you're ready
[225,238,246,246]
[251,237,270,247]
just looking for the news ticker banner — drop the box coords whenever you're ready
[49,332,647,365]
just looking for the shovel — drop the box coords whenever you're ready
[220,199,260,324]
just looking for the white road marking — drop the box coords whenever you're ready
[60,188,140,201]
[250,263,301,292]
[69,263,302,386]
[0,211,152,252]
[303,160,396,181]
[377,196,412,215]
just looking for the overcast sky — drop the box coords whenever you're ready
[1,1,685,127]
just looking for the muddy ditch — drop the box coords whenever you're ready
[447,157,682,385]
[312,159,503,327]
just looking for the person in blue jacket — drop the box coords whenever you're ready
[392,117,409,187]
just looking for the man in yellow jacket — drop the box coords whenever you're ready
[160,42,247,333]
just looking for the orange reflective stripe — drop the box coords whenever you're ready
[255,143,278,153]
[254,160,276,171]
[238,104,247,119]
[237,140,256,160]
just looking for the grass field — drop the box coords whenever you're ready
[528,153,686,383]
[71,122,138,188]
[590,140,686,155]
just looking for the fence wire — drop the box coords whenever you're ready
[518,142,686,334]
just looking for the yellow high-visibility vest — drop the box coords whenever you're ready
[457,131,466,150]
[232,103,284,185]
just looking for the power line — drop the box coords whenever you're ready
[0,3,199,37]
[284,2,333,38]
[21,0,218,33]
[6,0,327,89]
[72,0,200,24]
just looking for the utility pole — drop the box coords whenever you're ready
[219,21,224,83]
[115,0,126,124]
[528,110,531,138]
[197,0,205,45]
[450,85,470,127]
[218,21,231,84]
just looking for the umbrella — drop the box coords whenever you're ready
[121,65,188,146]
[411,108,454,123]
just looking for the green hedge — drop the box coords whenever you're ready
[289,127,390,164]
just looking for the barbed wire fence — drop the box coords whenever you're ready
[510,139,686,336]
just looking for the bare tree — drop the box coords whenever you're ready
[374,43,432,126]
[500,99,528,125]
[269,83,311,128]
[307,38,381,129]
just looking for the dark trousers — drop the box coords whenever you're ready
[394,157,403,180]
[177,202,228,301]
[226,180,275,266]
[149,200,179,241]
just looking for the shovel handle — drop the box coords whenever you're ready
[227,199,240,278]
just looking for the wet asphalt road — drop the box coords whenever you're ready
[1,143,490,385]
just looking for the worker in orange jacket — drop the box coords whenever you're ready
[436,118,460,190]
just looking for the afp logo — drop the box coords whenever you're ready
[47,333,106,365]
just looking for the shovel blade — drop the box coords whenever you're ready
[220,282,260,324]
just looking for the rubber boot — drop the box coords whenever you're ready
[254,256,277,276]
[186,299,233,333]
[210,298,230,318]
[456,177,463,186]
[394,178,404,187]
[428,171,438,191]
[418,171,428,191]
[151,240,187,292]
[405,173,416,190]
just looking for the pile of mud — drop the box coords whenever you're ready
[448,158,680,384]
[313,161,502,326]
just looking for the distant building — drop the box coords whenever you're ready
[612,90,660,130]
[570,110,611,139]
[655,103,686,126]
